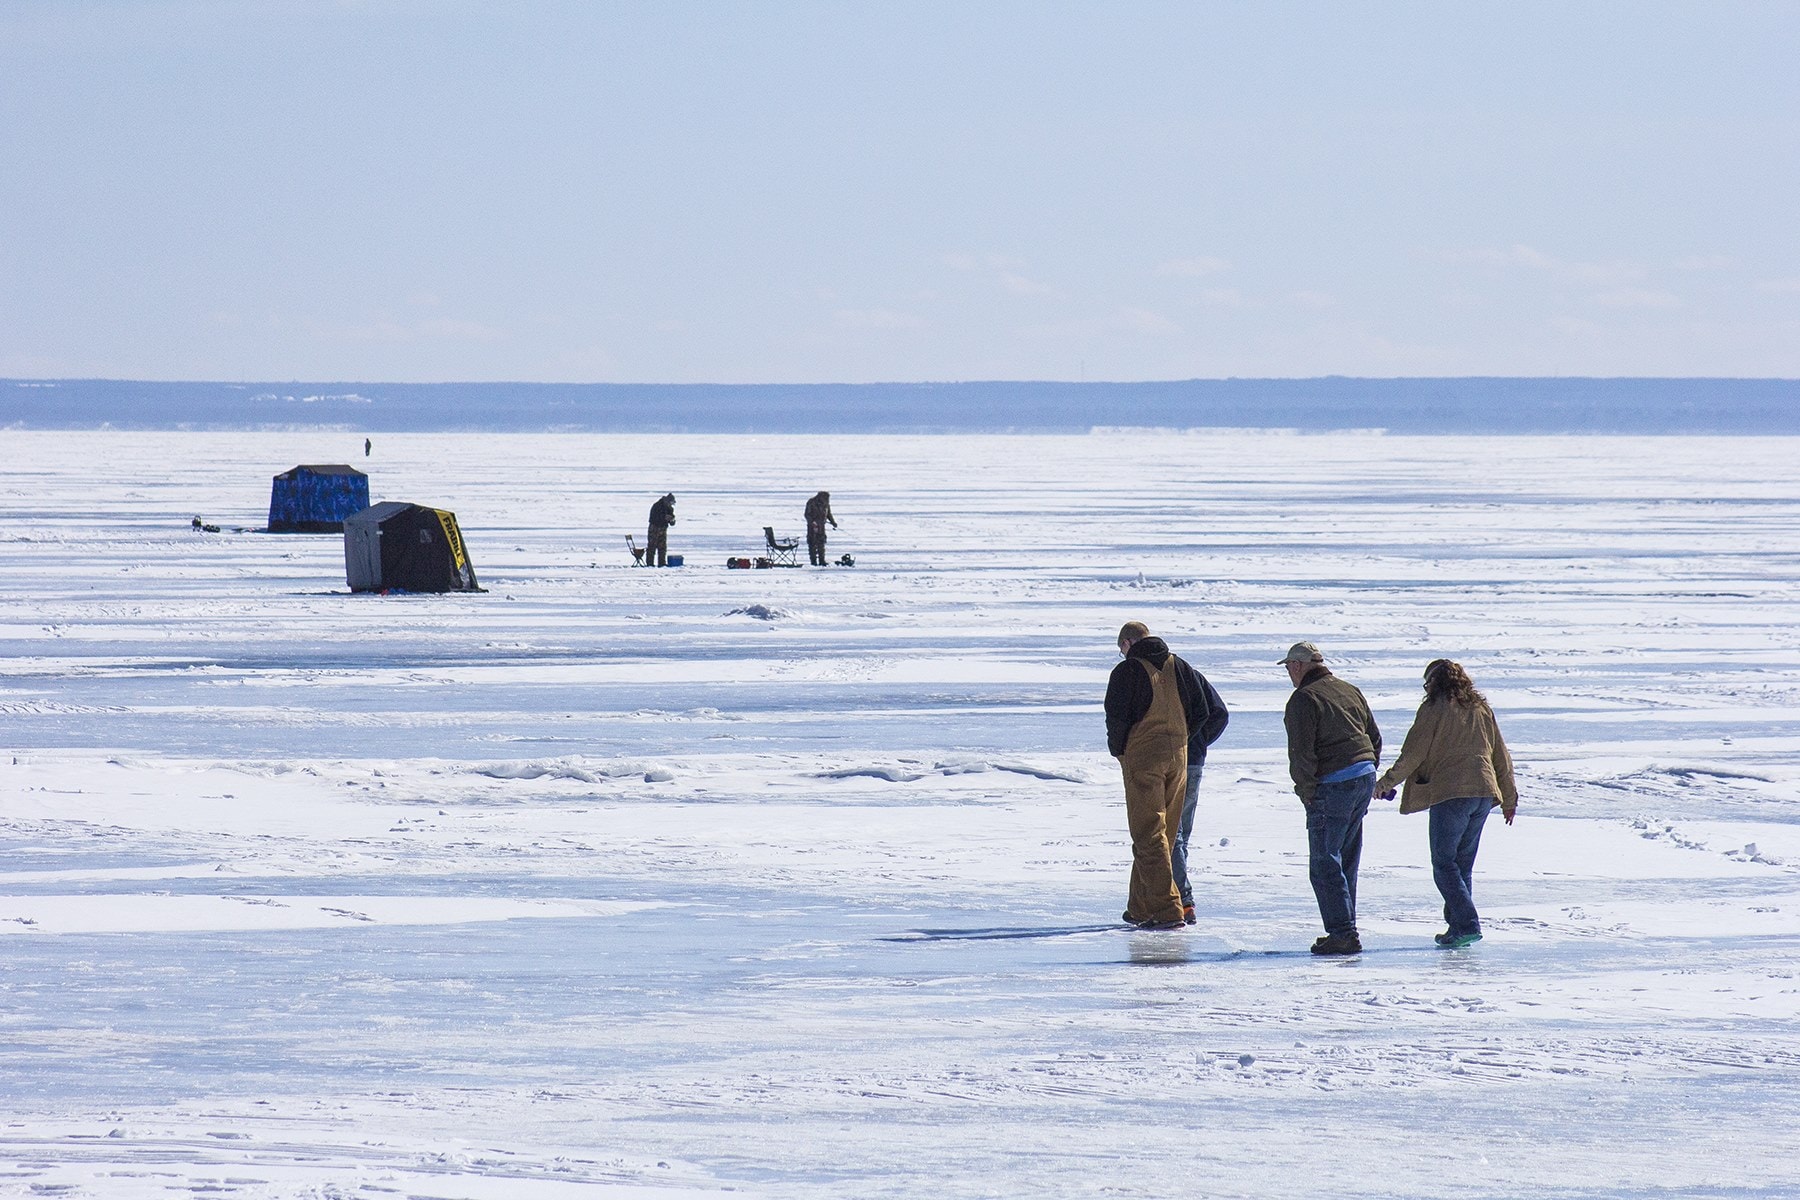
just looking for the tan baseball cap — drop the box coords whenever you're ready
[1278,641,1323,664]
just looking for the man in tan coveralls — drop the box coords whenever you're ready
[1104,621,1212,929]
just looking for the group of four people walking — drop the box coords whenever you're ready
[1105,625,1517,953]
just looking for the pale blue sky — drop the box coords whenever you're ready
[2,1,1796,383]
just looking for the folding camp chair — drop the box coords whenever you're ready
[762,526,800,567]
[626,534,646,566]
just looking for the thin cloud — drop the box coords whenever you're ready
[941,253,1061,298]
[1446,244,1557,270]
[304,316,507,344]
[1117,307,1182,335]
[1551,315,1604,338]
[1673,254,1736,271]
[1588,288,1679,310]
[1446,243,1646,287]
[833,308,925,330]
[1155,256,1231,278]
[416,318,507,342]
[1000,272,1058,298]
[1015,306,1184,341]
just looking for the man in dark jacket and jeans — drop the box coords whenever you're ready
[1281,641,1381,956]
[1105,622,1218,930]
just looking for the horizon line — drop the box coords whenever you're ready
[8,373,1800,388]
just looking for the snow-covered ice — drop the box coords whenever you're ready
[2,430,1798,1197]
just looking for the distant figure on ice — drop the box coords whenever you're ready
[646,493,676,567]
[803,491,837,565]
[1281,641,1381,957]
[1375,659,1517,949]
[1104,622,1212,930]
[364,437,371,457]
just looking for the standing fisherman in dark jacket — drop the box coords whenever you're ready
[1104,621,1215,929]
[646,493,676,567]
[1281,641,1381,956]
[803,491,837,566]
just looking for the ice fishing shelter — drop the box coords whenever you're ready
[267,464,370,533]
[343,502,482,593]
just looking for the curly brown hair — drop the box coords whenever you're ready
[1424,658,1487,707]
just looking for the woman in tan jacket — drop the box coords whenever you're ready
[1375,660,1517,948]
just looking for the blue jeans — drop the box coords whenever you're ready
[1429,796,1492,937]
[1170,762,1203,906]
[1307,773,1374,937]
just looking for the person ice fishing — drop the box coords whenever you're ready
[804,491,838,566]
[1281,641,1381,956]
[1375,659,1517,948]
[646,493,676,567]
[1104,621,1214,930]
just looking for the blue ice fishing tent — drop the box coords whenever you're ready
[267,464,371,533]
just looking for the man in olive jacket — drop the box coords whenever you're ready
[1105,622,1216,929]
[1281,641,1381,956]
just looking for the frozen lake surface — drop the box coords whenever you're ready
[2,430,1798,1198]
